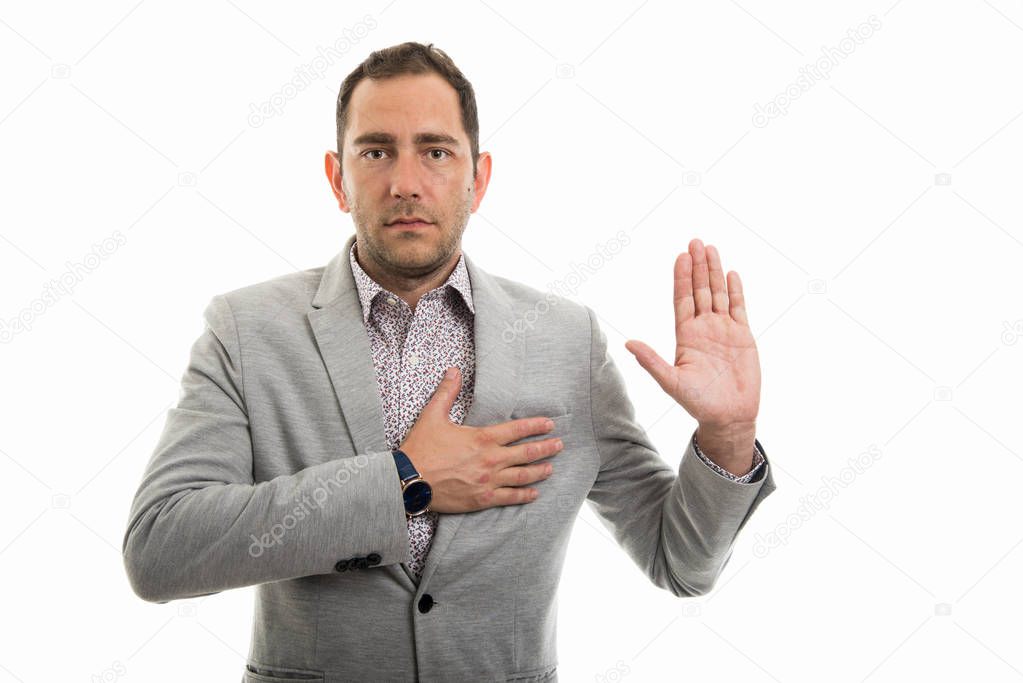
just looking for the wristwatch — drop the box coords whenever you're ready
[392,449,432,518]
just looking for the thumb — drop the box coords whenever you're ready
[424,366,462,419]
[624,340,676,395]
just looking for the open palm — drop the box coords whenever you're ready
[625,239,760,428]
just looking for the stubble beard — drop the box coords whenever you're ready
[348,187,473,279]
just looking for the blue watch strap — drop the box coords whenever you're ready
[392,449,419,482]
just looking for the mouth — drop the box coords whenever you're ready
[385,219,433,229]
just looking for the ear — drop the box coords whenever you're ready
[324,150,350,212]
[470,151,493,213]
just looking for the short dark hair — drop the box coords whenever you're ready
[336,41,480,178]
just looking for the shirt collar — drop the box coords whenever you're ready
[348,240,475,323]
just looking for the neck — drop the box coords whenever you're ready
[355,242,460,311]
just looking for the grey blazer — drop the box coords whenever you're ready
[123,232,776,682]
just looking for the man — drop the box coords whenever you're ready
[123,41,776,682]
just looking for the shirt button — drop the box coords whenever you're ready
[386,296,397,306]
[407,353,419,366]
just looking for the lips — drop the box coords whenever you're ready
[386,219,432,227]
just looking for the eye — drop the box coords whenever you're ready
[363,149,387,160]
[429,149,450,160]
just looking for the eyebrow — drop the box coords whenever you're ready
[351,131,461,148]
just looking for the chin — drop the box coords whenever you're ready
[386,240,444,268]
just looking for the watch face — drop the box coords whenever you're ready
[403,480,433,515]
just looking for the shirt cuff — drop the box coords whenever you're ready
[692,433,766,484]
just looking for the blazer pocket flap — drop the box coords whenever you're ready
[244,664,324,682]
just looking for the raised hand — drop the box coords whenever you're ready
[624,239,760,469]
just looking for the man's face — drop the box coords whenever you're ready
[326,72,491,279]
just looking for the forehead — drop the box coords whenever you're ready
[346,72,463,144]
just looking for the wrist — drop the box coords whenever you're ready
[696,421,757,475]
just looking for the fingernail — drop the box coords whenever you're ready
[445,367,457,379]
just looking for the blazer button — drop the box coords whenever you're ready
[334,559,350,572]
[367,552,381,566]
[354,557,369,570]
[418,594,434,613]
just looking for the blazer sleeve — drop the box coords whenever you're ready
[583,306,777,597]
[122,294,410,604]
[694,436,766,483]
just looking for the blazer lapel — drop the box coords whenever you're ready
[307,233,523,592]
[309,234,416,587]
[308,233,390,459]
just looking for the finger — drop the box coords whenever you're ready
[423,366,461,420]
[481,415,556,447]
[505,436,563,466]
[625,339,677,391]
[689,239,712,315]
[727,270,749,326]
[494,460,554,489]
[705,245,729,314]
[673,252,695,329]
[484,485,542,508]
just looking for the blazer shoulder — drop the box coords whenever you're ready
[212,266,324,320]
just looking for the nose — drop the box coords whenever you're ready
[389,149,424,201]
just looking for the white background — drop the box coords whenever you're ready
[2,1,1022,681]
